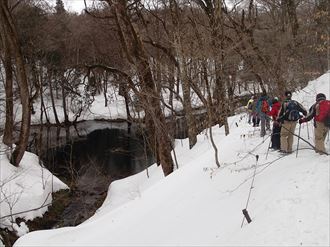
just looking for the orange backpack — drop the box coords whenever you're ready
[261,100,269,113]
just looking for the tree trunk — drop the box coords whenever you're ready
[39,77,50,124]
[0,0,31,166]
[169,0,197,148]
[48,72,61,125]
[286,0,299,42]
[103,74,108,107]
[119,81,132,122]
[209,0,229,135]
[113,1,174,176]
[61,84,69,125]
[60,73,69,125]
[168,64,175,108]
[0,27,14,147]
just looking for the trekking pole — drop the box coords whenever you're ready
[296,124,302,158]
[266,134,272,160]
[306,121,310,140]
[280,124,329,155]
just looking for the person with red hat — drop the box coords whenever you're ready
[299,93,330,154]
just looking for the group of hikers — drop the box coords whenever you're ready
[246,90,330,155]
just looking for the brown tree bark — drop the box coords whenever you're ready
[48,71,61,125]
[181,59,198,148]
[211,0,229,135]
[286,0,299,41]
[0,0,31,166]
[169,0,197,148]
[0,23,13,147]
[112,0,174,176]
[60,72,70,125]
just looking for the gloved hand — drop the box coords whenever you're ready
[299,118,307,124]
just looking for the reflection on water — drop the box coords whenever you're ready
[28,121,154,226]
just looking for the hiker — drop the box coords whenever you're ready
[299,93,330,154]
[277,91,307,153]
[256,91,271,137]
[251,96,260,127]
[246,96,254,124]
[267,97,281,150]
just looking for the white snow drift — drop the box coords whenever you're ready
[12,72,329,246]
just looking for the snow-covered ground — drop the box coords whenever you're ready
[0,143,68,237]
[10,72,329,246]
[0,85,187,126]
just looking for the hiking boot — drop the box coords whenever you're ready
[316,150,327,155]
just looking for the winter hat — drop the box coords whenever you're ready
[284,91,292,98]
[316,93,326,101]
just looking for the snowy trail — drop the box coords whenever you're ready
[14,111,330,246]
[5,71,330,246]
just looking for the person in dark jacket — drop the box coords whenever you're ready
[251,95,260,127]
[277,91,307,153]
[256,91,271,137]
[299,93,329,154]
[267,97,281,150]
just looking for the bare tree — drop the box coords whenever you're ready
[0,20,13,147]
[168,0,198,148]
[0,0,31,166]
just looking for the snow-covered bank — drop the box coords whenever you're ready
[13,72,330,246]
[0,142,68,236]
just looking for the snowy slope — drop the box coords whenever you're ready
[0,143,68,236]
[14,72,330,246]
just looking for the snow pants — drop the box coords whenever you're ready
[280,121,297,153]
[271,124,281,150]
[252,113,260,127]
[315,121,329,154]
[260,113,270,137]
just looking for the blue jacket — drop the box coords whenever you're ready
[256,96,271,114]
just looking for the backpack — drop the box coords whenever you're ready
[316,100,330,127]
[261,100,269,113]
[285,100,300,121]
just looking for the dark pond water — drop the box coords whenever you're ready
[25,114,206,228]
[28,121,154,227]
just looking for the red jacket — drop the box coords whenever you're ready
[267,102,281,120]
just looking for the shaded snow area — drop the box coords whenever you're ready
[0,142,68,237]
[13,72,329,246]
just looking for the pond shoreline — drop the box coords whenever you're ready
[26,122,154,231]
